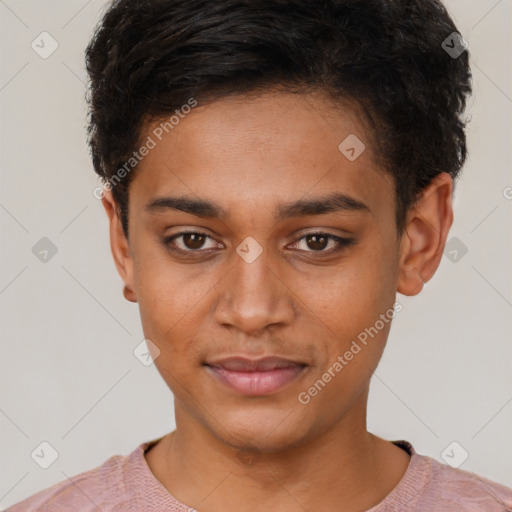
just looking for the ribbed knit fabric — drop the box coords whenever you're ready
[6,439,512,511]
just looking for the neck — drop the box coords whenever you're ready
[145,389,411,511]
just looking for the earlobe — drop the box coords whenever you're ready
[123,285,138,303]
[101,189,138,303]
[396,172,454,297]
[396,262,427,296]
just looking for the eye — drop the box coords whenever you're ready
[289,232,354,254]
[164,231,220,253]
[163,230,354,256]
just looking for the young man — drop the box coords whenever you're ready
[8,0,512,510]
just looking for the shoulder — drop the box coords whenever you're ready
[426,457,512,510]
[5,442,151,512]
[413,448,512,511]
[381,441,512,511]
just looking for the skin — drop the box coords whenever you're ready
[101,90,453,511]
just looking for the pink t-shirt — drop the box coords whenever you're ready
[6,439,512,511]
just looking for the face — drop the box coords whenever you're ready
[103,90,450,453]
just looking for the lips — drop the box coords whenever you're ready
[204,356,308,396]
[205,356,305,372]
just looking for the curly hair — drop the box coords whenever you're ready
[85,0,472,239]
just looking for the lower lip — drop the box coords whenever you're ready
[205,365,307,396]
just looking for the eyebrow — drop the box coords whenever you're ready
[144,192,371,221]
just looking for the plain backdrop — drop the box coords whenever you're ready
[0,0,511,508]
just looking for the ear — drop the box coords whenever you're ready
[397,172,454,296]
[101,188,137,303]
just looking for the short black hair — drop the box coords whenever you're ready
[85,0,472,239]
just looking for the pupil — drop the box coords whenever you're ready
[184,233,205,250]
[307,234,327,251]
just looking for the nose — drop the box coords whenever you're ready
[213,243,296,336]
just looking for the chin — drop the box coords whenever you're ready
[207,406,314,454]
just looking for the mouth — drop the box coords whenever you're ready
[204,356,308,396]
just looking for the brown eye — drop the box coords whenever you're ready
[164,231,219,253]
[304,234,329,251]
[291,232,355,254]
[182,233,207,250]
[163,230,354,257]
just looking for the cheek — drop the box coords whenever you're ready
[132,247,225,388]
[132,258,199,367]
[133,240,209,328]
[302,256,393,338]
[296,246,396,383]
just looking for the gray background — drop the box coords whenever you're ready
[0,0,511,508]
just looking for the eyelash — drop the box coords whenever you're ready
[162,230,354,256]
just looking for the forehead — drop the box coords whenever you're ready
[129,90,393,223]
